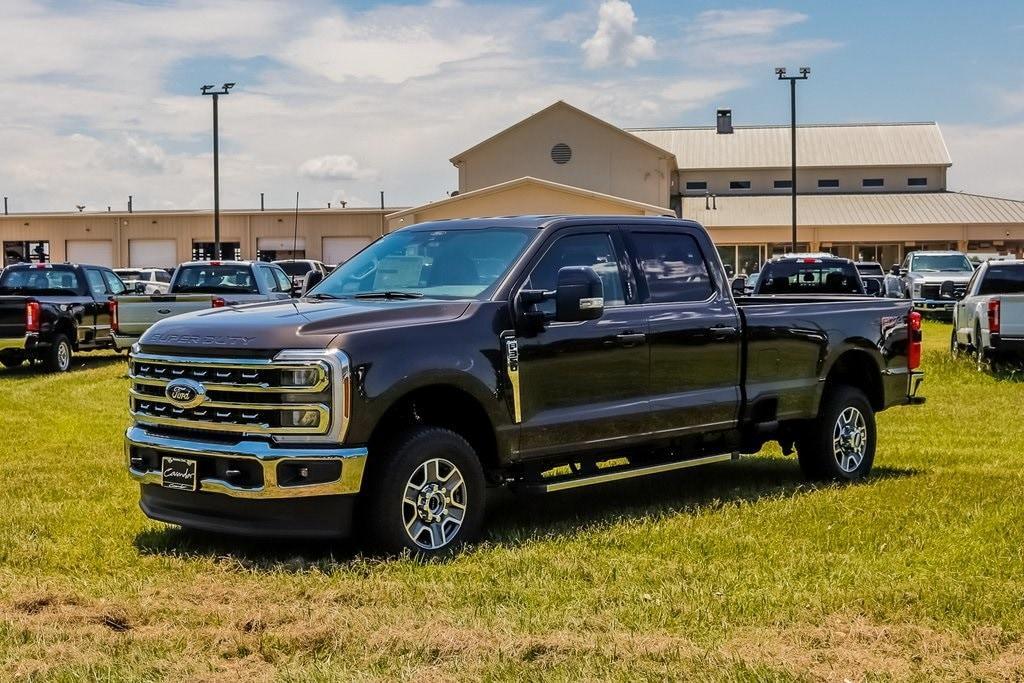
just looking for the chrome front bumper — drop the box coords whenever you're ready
[912,298,955,311]
[125,425,367,500]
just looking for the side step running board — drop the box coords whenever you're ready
[518,453,738,494]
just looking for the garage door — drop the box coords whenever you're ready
[323,237,371,265]
[66,240,114,267]
[129,239,177,268]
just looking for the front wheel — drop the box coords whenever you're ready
[950,329,960,358]
[797,386,876,481]
[362,427,485,558]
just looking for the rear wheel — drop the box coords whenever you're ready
[43,334,72,373]
[797,386,876,481]
[974,323,988,372]
[362,427,485,558]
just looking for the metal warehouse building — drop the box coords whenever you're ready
[4,99,1024,271]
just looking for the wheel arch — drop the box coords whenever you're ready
[821,347,885,412]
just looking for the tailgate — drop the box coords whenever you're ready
[999,295,1024,337]
[0,296,28,341]
[115,295,215,336]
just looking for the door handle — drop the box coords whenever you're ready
[614,332,647,347]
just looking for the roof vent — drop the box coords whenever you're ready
[716,108,733,134]
[551,143,572,164]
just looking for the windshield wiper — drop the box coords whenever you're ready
[352,290,424,300]
[307,292,343,299]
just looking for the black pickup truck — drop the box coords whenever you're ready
[0,263,127,372]
[125,215,924,556]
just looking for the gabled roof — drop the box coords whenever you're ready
[682,191,1024,227]
[387,176,673,223]
[629,122,952,170]
[449,100,676,164]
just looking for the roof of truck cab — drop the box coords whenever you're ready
[397,215,698,231]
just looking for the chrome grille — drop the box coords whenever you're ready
[128,350,350,440]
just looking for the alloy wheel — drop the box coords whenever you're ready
[402,457,467,550]
[832,406,867,473]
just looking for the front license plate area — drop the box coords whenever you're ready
[161,457,197,491]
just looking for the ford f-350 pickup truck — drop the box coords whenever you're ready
[125,216,925,556]
[0,262,127,372]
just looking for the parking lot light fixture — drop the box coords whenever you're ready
[776,66,811,252]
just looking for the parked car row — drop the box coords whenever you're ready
[950,259,1024,369]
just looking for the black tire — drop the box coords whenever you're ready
[42,334,72,373]
[950,329,960,358]
[797,385,876,481]
[0,356,22,369]
[362,427,486,558]
[974,323,988,372]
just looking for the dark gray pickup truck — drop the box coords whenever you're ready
[125,215,924,556]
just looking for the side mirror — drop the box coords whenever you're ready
[731,277,746,297]
[554,266,604,323]
[865,279,882,296]
[302,270,325,296]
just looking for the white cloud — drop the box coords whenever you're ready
[298,155,377,181]
[661,78,748,110]
[582,0,656,68]
[690,9,807,39]
[944,123,1024,199]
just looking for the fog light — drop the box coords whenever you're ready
[282,410,319,428]
[282,368,319,387]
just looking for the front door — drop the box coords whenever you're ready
[622,227,742,436]
[513,228,649,460]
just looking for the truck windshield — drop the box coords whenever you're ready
[979,264,1024,295]
[911,254,973,272]
[757,260,864,294]
[311,228,535,300]
[276,262,313,277]
[0,267,82,295]
[173,265,259,294]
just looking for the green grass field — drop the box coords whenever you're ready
[0,320,1022,681]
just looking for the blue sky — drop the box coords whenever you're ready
[1,0,1022,212]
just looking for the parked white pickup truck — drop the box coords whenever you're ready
[114,268,172,295]
[112,261,296,350]
[951,259,1024,368]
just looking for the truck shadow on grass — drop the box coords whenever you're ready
[132,458,920,571]
[0,352,126,377]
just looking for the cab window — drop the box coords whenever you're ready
[84,269,107,297]
[631,232,714,303]
[524,233,626,314]
[101,270,127,295]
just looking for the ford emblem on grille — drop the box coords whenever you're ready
[165,378,206,409]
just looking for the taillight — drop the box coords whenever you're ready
[211,297,226,308]
[110,300,119,333]
[908,310,922,370]
[988,299,1001,335]
[25,301,41,333]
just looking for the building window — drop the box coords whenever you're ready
[908,177,928,187]
[550,143,572,165]
[862,178,884,187]
[773,179,792,189]
[3,240,50,266]
[729,180,751,190]
[192,242,242,261]
[685,181,707,191]
[817,179,839,188]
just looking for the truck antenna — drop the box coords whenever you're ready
[292,191,299,259]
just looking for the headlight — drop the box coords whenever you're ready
[912,282,922,296]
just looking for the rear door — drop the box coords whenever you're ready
[623,227,742,435]
[82,268,110,345]
[513,227,649,460]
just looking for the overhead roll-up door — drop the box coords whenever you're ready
[129,239,177,268]
[66,240,114,267]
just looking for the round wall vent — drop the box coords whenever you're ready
[550,143,572,165]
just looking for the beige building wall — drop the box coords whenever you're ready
[388,179,668,231]
[1,209,394,267]
[678,165,948,196]
[452,103,675,208]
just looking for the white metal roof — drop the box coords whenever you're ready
[629,122,952,170]
[682,192,1024,227]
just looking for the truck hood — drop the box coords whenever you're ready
[908,272,974,283]
[139,297,472,351]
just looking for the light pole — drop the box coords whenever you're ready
[201,83,235,259]
[776,67,810,252]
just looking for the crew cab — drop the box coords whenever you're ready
[112,261,296,350]
[125,216,924,557]
[0,262,126,372]
[115,268,173,295]
[951,259,1024,368]
[894,250,975,315]
[750,253,875,295]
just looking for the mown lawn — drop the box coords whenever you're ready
[0,320,1022,681]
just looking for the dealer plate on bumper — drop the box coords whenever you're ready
[161,457,197,491]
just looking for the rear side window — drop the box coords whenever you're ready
[155,271,171,283]
[758,260,864,294]
[173,265,259,294]
[102,270,127,295]
[979,265,1024,295]
[631,232,714,303]
[272,268,293,292]
[84,269,107,297]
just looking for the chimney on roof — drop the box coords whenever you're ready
[716,108,733,134]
